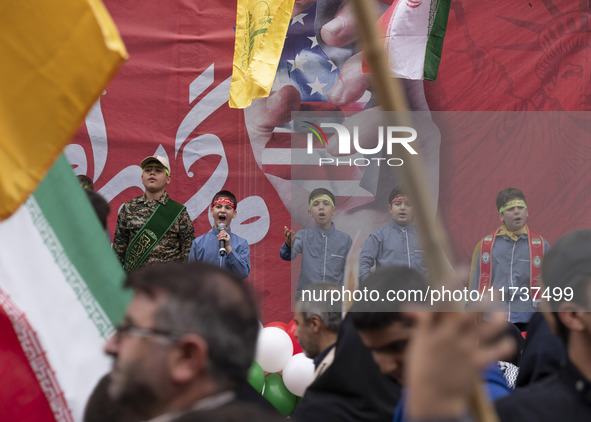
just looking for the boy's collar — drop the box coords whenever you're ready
[497,224,528,241]
[313,222,335,234]
[213,225,232,233]
[141,191,168,203]
[390,221,414,231]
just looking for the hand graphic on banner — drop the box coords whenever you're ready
[244,1,440,235]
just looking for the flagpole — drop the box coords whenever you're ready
[349,0,454,292]
[348,1,498,421]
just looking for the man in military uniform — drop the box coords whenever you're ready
[113,156,194,272]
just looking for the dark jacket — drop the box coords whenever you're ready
[293,315,401,422]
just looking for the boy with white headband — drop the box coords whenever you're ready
[113,155,195,272]
[281,188,352,293]
[359,186,426,281]
[189,190,250,280]
[470,187,550,331]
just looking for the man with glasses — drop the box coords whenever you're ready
[87,262,281,422]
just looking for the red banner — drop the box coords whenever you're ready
[70,0,591,322]
[426,1,591,262]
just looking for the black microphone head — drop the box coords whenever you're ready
[218,222,226,231]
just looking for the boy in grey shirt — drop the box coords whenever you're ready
[359,186,426,281]
[280,188,352,293]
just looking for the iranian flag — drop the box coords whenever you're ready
[0,156,130,421]
[0,0,128,420]
[379,0,451,80]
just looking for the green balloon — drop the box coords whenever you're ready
[262,373,297,416]
[247,362,265,392]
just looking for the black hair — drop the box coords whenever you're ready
[388,186,408,204]
[296,282,342,333]
[212,190,237,209]
[541,229,591,342]
[350,266,428,332]
[78,175,94,191]
[496,187,526,211]
[125,262,259,388]
[308,188,335,205]
[85,190,110,229]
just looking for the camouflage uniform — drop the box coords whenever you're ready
[113,192,195,268]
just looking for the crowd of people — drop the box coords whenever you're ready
[78,155,590,421]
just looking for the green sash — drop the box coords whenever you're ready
[124,199,185,273]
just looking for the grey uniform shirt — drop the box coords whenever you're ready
[359,222,426,281]
[470,233,550,324]
[280,223,352,292]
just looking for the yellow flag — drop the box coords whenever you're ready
[229,0,295,109]
[0,0,128,220]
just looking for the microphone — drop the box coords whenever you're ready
[218,222,227,256]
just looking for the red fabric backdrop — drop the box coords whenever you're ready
[70,0,591,322]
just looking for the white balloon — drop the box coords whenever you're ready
[255,327,293,373]
[282,353,315,396]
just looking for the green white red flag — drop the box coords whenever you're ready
[0,0,127,419]
[379,0,451,80]
[0,156,130,421]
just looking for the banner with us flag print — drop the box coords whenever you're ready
[69,0,591,323]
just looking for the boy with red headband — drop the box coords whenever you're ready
[470,188,550,331]
[189,190,250,280]
[359,186,426,281]
[281,188,352,293]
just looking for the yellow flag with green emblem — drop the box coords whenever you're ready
[0,0,127,220]
[229,0,295,109]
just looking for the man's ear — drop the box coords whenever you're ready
[498,212,504,223]
[310,315,322,333]
[556,302,586,333]
[169,334,209,383]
